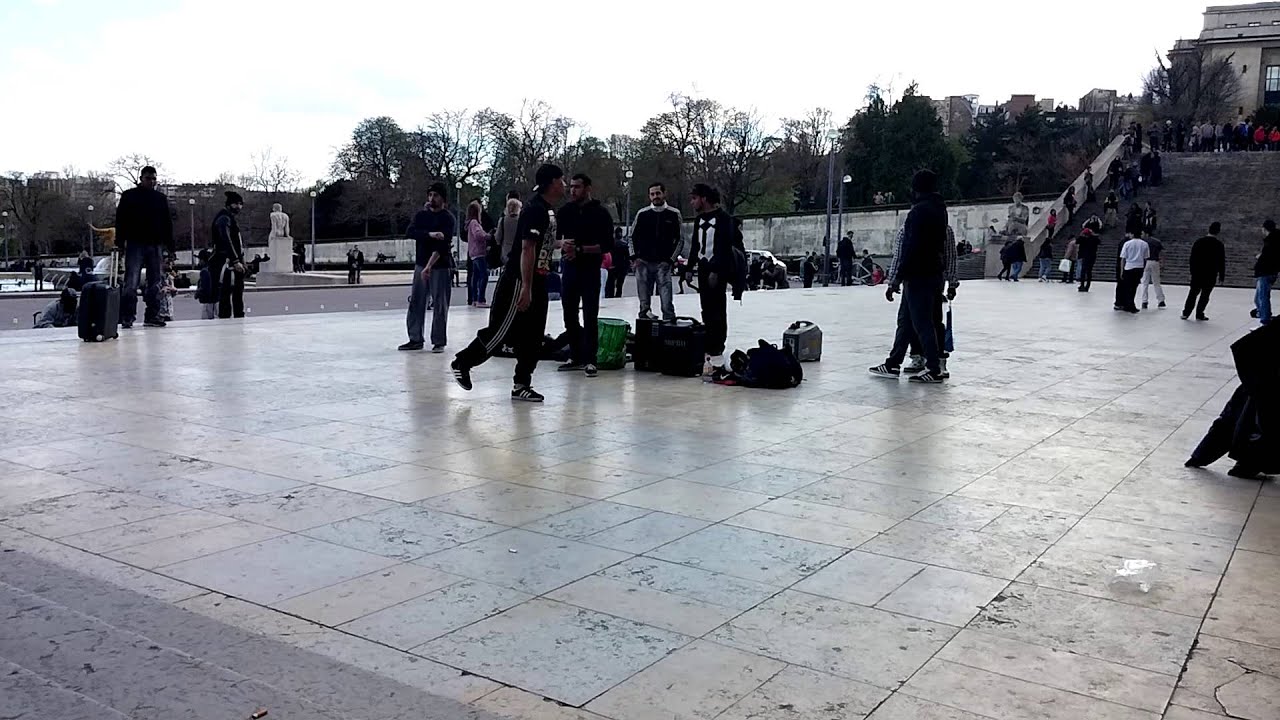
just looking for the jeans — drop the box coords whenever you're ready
[1256,274,1276,324]
[456,271,549,387]
[1184,277,1215,318]
[636,260,674,321]
[469,256,488,304]
[1078,256,1096,290]
[407,265,451,346]
[562,262,601,366]
[1038,258,1052,279]
[887,277,943,374]
[1009,261,1024,280]
[1140,261,1165,304]
[121,243,163,324]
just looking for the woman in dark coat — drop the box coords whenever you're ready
[1186,323,1280,478]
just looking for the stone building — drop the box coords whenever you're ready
[1171,2,1280,115]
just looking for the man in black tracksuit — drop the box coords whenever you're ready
[630,183,683,321]
[1183,222,1225,321]
[210,191,247,319]
[453,164,566,403]
[557,173,613,376]
[115,165,174,328]
[687,183,743,383]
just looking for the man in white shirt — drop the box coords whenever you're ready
[1115,231,1149,314]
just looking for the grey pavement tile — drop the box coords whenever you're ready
[710,590,955,689]
[837,458,980,494]
[0,489,186,538]
[647,524,846,586]
[1237,494,1280,554]
[273,563,464,626]
[789,477,944,519]
[59,509,236,553]
[866,694,991,719]
[475,687,611,719]
[1174,632,1280,718]
[1204,549,1280,649]
[522,501,651,539]
[1054,517,1237,575]
[581,511,708,554]
[416,528,630,595]
[419,481,593,525]
[1017,545,1221,617]
[716,665,891,720]
[860,520,1048,579]
[417,598,689,706]
[340,579,530,649]
[598,557,778,611]
[0,471,103,508]
[206,484,397,532]
[1087,493,1249,540]
[979,505,1081,544]
[875,566,1009,626]
[610,478,770,522]
[911,496,1010,530]
[793,550,926,606]
[725,508,880,549]
[105,520,287,569]
[957,475,1109,515]
[303,505,506,559]
[546,575,737,636]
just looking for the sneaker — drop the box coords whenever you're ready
[1126,307,1140,314]
[710,366,737,385]
[1181,313,1190,320]
[120,321,134,329]
[1158,301,1166,308]
[1141,302,1148,309]
[474,302,489,309]
[558,362,587,373]
[451,361,472,391]
[398,341,424,351]
[939,358,950,379]
[908,370,945,384]
[511,385,544,402]
[903,355,925,374]
[1228,464,1264,479]
[1197,315,1210,321]
[143,319,166,328]
[431,345,445,354]
[584,364,598,378]
[1251,308,1259,318]
[868,363,901,378]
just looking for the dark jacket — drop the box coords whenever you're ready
[1254,230,1280,278]
[210,209,244,265]
[406,208,456,267]
[837,237,855,262]
[896,192,948,281]
[630,204,682,263]
[1076,232,1101,261]
[689,208,743,276]
[116,186,175,252]
[1190,234,1226,283]
[609,238,630,272]
[1036,241,1053,260]
[557,198,613,269]
[1008,238,1027,263]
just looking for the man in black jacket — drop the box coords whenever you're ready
[630,182,682,321]
[687,183,743,384]
[1075,228,1101,292]
[115,165,174,328]
[557,173,613,377]
[837,232,855,286]
[605,227,630,298]
[210,191,247,319]
[1254,219,1280,325]
[1183,222,1226,321]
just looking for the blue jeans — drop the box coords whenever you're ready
[407,265,451,346]
[1009,261,1024,280]
[121,243,163,324]
[1038,258,1052,279]
[1257,274,1276,324]
[469,257,488,304]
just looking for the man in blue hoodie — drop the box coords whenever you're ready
[869,170,948,384]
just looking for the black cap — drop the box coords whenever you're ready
[534,163,564,191]
[911,170,938,194]
[224,191,244,205]
[428,182,447,197]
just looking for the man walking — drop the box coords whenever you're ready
[1139,232,1166,309]
[453,164,565,402]
[1255,219,1280,325]
[210,191,247,319]
[868,170,948,384]
[114,165,173,328]
[400,182,455,352]
[606,227,630,298]
[557,173,612,377]
[1115,231,1148,314]
[837,232,855,286]
[630,182,682,321]
[1076,227,1100,292]
[687,183,743,383]
[1183,222,1226,321]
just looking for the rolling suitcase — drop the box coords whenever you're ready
[632,316,663,372]
[659,317,706,377]
[78,249,120,342]
[782,320,822,362]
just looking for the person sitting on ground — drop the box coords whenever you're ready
[34,288,78,328]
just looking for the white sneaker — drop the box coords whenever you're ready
[940,358,950,379]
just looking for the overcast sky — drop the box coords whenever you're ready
[1,0,1213,184]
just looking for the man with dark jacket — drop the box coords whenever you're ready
[557,173,613,376]
[400,182,455,352]
[630,182,682,321]
[687,183,743,384]
[210,191,247,319]
[1075,228,1101,292]
[837,232,855,286]
[869,170,947,384]
[606,227,630,298]
[1254,220,1280,325]
[1184,222,1226,321]
[114,165,174,328]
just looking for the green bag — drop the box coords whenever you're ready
[597,318,630,370]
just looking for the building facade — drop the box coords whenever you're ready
[1172,3,1280,114]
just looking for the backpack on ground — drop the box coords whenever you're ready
[734,340,803,389]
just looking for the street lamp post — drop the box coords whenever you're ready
[454,181,463,261]
[87,205,95,255]
[822,128,841,287]
[187,198,196,267]
[836,175,850,281]
[309,191,317,271]
[2,210,9,267]
[623,170,634,239]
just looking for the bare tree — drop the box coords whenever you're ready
[0,172,72,255]
[1143,47,1242,123]
[241,147,301,194]
[777,107,835,209]
[106,154,163,193]
[409,110,491,185]
[482,100,577,193]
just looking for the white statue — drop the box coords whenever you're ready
[269,203,291,240]
[1003,192,1030,238]
[265,203,294,274]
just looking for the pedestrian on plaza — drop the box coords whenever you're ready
[346,247,358,284]
[1183,222,1226,321]
[77,250,94,277]
[1008,236,1027,281]
[1107,157,1123,191]
[400,182,456,352]
[494,197,522,263]
[686,182,744,384]
[1045,208,1059,241]
[837,231,855,286]
[1144,202,1158,236]
[1254,219,1280,325]
[1103,191,1120,229]
[1063,186,1077,223]
[556,173,612,377]
[630,182,682,321]
[1185,321,1280,478]
[465,201,493,308]
[1083,214,1103,235]
[996,239,1013,281]
[1270,126,1280,150]
[1150,151,1164,187]
[1140,232,1166,309]
[1084,168,1096,202]
[606,227,630,298]
[1125,204,1145,236]
[1076,227,1101,292]
[452,164,566,402]
[32,259,44,292]
[1062,234,1078,283]
[802,252,818,288]
[868,169,948,384]
[1176,121,1186,152]
[210,191,247,319]
[1036,237,1054,281]
[1115,231,1148,314]
[114,165,174,328]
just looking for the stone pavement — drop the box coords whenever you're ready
[0,280,1277,720]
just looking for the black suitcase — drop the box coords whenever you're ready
[632,316,663,372]
[659,317,706,377]
[78,249,120,342]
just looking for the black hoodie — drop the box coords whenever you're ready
[896,192,947,281]
[557,198,613,270]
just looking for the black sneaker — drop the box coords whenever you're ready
[1126,307,1140,314]
[1158,302,1166,308]
[1141,303,1148,309]
[451,361,472,391]
[398,341,424,351]
[908,371,945,384]
[143,319,166,328]
[710,366,737,385]
[431,345,445,354]
[868,364,901,378]
[120,321,134,329]
[1181,313,1190,320]
[511,385,544,402]
[1196,315,1210,321]
[558,362,586,373]
[584,364,598,378]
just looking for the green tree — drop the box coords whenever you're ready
[841,85,958,206]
